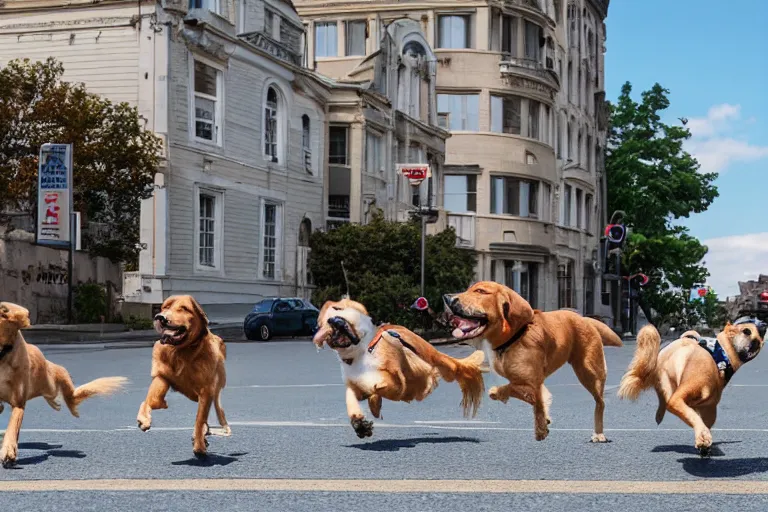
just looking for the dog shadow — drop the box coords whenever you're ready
[678,457,768,478]
[651,441,741,458]
[171,452,246,467]
[14,442,86,467]
[346,436,482,452]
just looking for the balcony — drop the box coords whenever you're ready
[499,55,559,98]
[448,213,476,249]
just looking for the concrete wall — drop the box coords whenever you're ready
[0,232,121,324]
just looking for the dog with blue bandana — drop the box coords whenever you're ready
[618,318,766,457]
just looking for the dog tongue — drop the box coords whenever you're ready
[452,327,465,338]
[452,318,478,338]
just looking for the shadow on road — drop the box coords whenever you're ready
[678,456,768,477]
[171,452,246,467]
[652,441,741,458]
[346,436,482,452]
[15,442,86,467]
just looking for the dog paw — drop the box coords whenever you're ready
[0,448,17,468]
[535,426,549,441]
[193,449,208,460]
[695,429,713,457]
[351,417,374,439]
[137,417,151,432]
[590,433,608,443]
[488,386,508,404]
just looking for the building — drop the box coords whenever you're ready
[0,0,332,321]
[295,0,611,319]
[319,18,449,230]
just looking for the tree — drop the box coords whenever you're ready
[309,214,476,330]
[606,82,719,326]
[0,58,161,265]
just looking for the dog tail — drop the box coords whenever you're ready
[53,364,128,417]
[585,317,623,347]
[381,326,487,417]
[617,324,660,401]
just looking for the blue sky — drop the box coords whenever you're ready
[604,0,768,298]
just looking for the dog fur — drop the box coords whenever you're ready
[0,302,127,467]
[618,322,764,456]
[136,295,230,458]
[313,299,487,438]
[443,281,622,443]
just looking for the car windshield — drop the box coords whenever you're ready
[252,300,273,313]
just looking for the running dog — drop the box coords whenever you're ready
[313,298,486,438]
[442,281,623,443]
[136,295,230,458]
[618,320,764,456]
[0,302,127,467]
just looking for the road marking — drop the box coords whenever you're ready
[4,479,768,494]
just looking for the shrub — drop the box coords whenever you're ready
[73,281,108,324]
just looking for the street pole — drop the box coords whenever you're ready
[420,213,426,298]
[67,211,75,324]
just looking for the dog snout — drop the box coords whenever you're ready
[443,294,460,311]
[328,316,346,330]
[154,313,168,326]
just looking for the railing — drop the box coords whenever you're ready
[447,213,476,248]
[499,54,558,84]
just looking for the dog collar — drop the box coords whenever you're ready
[367,328,418,354]
[494,323,530,355]
[695,335,735,384]
[0,344,12,360]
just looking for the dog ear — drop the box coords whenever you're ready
[1,303,31,329]
[498,285,533,339]
[345,299,369,317]
[317,301,337,325]
[188,296,209,328]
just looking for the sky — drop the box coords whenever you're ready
[604,0,768,299]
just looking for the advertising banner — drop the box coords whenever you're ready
[36,143,73,246]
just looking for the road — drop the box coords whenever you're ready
[3,338,768,511]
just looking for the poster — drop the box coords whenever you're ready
[36,143,72,246]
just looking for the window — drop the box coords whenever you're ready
[196,189,222,270]
[585,193,593,232]
[566,121,572,159]
[491,95,521,135]
[554,0,562,23]
[366,131,382,174]
[302,115,311,174]
[189,0,218,13]
[568,3,578,48]
[525,151,537,165]
[261,202,279,279]
[193,60,221,143]
[501,15,518,56]
[505,261,538,307]
[528,100,540,140]
[558,260,575,309]
[563,183,572,225]
[345,20,367,56]
[264,10,280,40]
[315,22,338,57]
[444,175,477,213]
[578,67,582,106]
[556,118,563,158]
[524,21,541,62]
[491,177,539,218]
[567,61,573,103]
[542,183,552,222]
[437,94,479,131]
[575,188,583,228]
[577,130,583,164]
[329,126,348,165]
[586,134,592,171]
[264,87,279,162]
[438,15,470,49]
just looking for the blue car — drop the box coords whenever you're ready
[243,297,319,341]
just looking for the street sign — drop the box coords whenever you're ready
[411,297,429,311]
[397,164,431,186]
[36,143,73,247]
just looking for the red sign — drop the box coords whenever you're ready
[697,288,707,298]
[397,164,430,181]
[411,297,429,311]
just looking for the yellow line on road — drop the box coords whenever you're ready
[3,479,768,494]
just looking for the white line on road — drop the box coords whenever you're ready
[4,478,768,494]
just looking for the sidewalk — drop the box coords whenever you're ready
[24,322,245,345]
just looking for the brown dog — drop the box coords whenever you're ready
[313,299,487,438]
[0,302,127,467]
[443,281,623,442]
[136,295,230,458]
[618,322,764,456]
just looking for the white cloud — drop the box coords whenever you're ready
[683,104,768,173]
[702,232,768,298]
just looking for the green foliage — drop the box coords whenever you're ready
[309,213,476,329]
[0,58,161,264]
[606,82,719,325]
[699,290,728,329]
[124,315,154,331]
[73,282,107,324]
[662,290,727,331]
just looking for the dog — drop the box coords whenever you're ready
[313,298,487,438]
[442,281,623,443]
[618,320,765,456]
[0,302,127,467]
[136,295,230,458]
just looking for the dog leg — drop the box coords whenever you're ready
[45,397,62,411]
[346,385,373,439]
[0,406,25,468]
[666,389,712,457]
[540,384,553,425]
[137,376,170,432]
[655,389,667,425]
[490,382,549,441]
[572,351,609,443]
[192,393,213,458]
[698,405,717,429]
[368,394,383,419]
[210,391,231,437]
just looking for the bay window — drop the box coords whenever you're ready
[491,177,539,218]
[563,183,572,226]
[437,94,479,131]
[501,15,518,56]
[490,95,521,134]
[528,100,540,140]
[524,21,541,62]
[444,175,477,213]
[438,15,471,49]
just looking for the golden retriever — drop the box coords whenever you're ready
[313,299,486,438]
[0,302,126,467]
[136,295,230,458]
[443,281,623,442]
[618,321,764,456]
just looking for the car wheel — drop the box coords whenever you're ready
[258,324,272,341]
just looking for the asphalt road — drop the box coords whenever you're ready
[3,338,768,511]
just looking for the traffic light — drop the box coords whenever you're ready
[604,224,626,251]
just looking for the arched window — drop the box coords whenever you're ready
[301,114,311,174]
[299,218,312,246]
[264,87,279,163]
